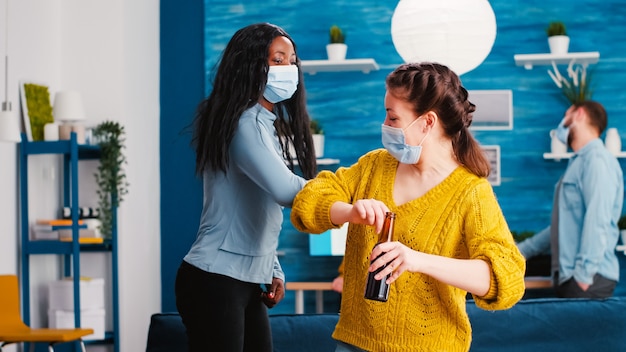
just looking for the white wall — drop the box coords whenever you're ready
[0,0,160,351]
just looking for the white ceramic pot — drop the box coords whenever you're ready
[326,43,347,61]
[312,134,324,158]
[548,35,570,55]
[550,129,568,154]
[287,135,324,158]
[605,128,621,155]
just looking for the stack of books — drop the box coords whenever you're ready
[32,219,103,243]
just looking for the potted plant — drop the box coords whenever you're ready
[92,120,129,239]
[326,25,347,61]
[546,21,569,54]
[618,215,626,245]
[310,119,324,158]
[547,60,593,106]
[512,230,551,276]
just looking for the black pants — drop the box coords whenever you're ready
[555,273,616,299]
[175,260,272,352]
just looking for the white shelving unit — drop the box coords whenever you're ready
[514,52,600,70]
[617,245,626,255]
[300,58,379,74]
[543,151,626,160]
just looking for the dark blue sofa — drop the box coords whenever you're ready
[146,297,626,352]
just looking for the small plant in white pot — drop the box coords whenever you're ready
[310,119,324,158]
[326,25,347,61]
[546,21,569,55]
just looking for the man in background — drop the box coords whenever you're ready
[518,100,623,298]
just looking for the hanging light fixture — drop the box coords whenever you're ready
[0,0,21,143]
[390,0,497,76]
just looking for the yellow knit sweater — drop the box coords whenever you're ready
[291,149,525,352]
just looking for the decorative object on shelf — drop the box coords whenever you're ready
[481,145,501,186]
[605,128,622,155]
[326,25,347,61]
[43,122,60,141]
[550,129,568,154]
[310,119,324,158]
[391,0,496,75]
[19,81,54,141]
[467,90,513,131]
[547,60,592,105]
[546,21,569,54]
[92,120,129,239]
[53,90,86,143]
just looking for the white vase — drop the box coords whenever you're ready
[326,43,347,61]
[312,134,324,158]
[550,129,567,154]
[548,35,569,54]
[605,128,621,155]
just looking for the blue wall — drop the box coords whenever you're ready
[161,0,626,313]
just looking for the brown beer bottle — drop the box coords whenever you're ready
[364,212,396,302]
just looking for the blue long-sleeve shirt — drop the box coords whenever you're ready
[183,103,306,285]
[518,139,623,285]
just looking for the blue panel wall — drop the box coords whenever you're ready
[160,0,205,312]
[161,0,626,313]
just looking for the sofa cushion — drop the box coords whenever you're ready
[270,313,338,352]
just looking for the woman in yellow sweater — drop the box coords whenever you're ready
[291,62,526,352]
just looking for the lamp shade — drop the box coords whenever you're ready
[53,91,85,122]
[0,110,21,143]
[391,0,496,76]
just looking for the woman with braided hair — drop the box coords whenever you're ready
[291,62,525,352]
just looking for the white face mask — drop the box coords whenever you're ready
[263,65,299,103]
[381,117,429,164]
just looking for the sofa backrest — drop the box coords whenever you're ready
[145,312,339,352]
[270,314,339,352]
[146,297,626,351]
[467,297,626,351]
[146,312,188,352]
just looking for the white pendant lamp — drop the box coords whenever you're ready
[391,0,497,76]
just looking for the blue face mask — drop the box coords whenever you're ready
[381,118,429,164]
[263,65,299,103]
[555,118,569,145]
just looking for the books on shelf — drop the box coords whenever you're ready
[59,236,104,244]
[36,219,86,226]
[32,219,100,242]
